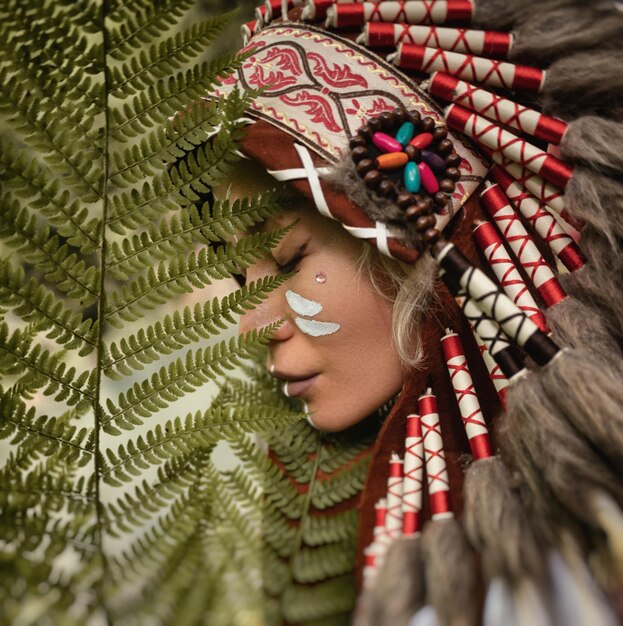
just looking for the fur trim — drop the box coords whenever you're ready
[473,0,571,30]
[543,50,623,119]
[562,117,623,178]
[511,4,623,65]
[421,519,479,626]
[500,367,623,532]
[355,536,425,626]
[462,457,547,583]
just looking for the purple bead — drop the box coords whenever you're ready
[421,150,447,174]
[372,132,403,154]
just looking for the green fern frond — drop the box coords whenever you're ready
[102,325,280,434]
[104,276,288,379]
[0,140,101,254]
[0,199,99,305]
[301,509,360,547]
[109,12,236,98]
[292,541,357,584]
[0,261,97,355]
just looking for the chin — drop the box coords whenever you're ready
[306,403,376,433]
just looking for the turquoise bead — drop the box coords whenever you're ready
[404,161,421,193]
[395,121,415,146]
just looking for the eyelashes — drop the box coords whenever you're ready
[276,242,307,275]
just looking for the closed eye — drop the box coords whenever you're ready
[276,243,307,275]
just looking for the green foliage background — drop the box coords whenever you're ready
[0,2,376,624]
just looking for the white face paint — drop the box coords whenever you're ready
[294,317,341,337]
[285,289,341,337]
[285,289,322,317]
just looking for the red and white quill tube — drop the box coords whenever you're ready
[491,166,586,272]
[441,331,493,460]
[385,454,404,540]
[418,390,453,521]
[402,413,424,535]
[263,0,303,21]
[473,220,549,332]
[436,242,560,366]
[480,185,568,308]
[469,325,510,409]
[390,44,545,93]
[429,72,568,145]
[362,543,380,587]
[446,104,573,189]
[325,1,474,28]
[360,24,512,58]
[241,20,261,44]
[485,152,582,242]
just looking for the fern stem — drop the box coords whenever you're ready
[91,2,113,622]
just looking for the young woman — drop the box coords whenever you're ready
[212,3,623,624]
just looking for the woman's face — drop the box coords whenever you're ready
[239,200,404,432]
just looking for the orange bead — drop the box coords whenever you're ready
[376,152,409,170]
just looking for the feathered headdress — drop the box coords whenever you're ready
[211,2,623,623]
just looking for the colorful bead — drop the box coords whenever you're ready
[419,162,439,194]
[409,132,434,150]
[404,162,421,193]
[315,272,327,284]
[395,121,415,146]
[376,152,409,170]
[373,132,403,153]
[421,150,447,174]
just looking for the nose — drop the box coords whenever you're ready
[239,272,295,342]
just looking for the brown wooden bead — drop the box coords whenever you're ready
[349,135,367,149]
[368,117,382,132]
[358,125,372,140]
[446,152,461,167]
[440,179,455,193]
[393,108,409,124]
[364,169,382,188]
[408,109,422,124]
[404,145,421,161]
[379,111,393,129]
[434,191,448,208]
[351,146,369,163]
[378,178,396,197]
[445,167,461,181]
[356,158,375,176]
[437,139,453,155]
[423,228,441,246]
[433,126,448,141]
[405,199,433,221]
[422,116,435,132]
[396,192,415,209]
[415,214,436,232]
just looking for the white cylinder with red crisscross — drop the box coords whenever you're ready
[402,413,424,535]
[473,220,549,332]
[385,454,404,540]
[361,24,512,58]
[242,19,261,44]
[441,331,493,460]
[263,0,303,22]
[481,185,567,309]
[490,166,586,273]
[326,1,474,28]
[391,44,545,93]
[363,542,381,587]
[429,72,568,145]
[418,390,453,521]
[469,326,509,409]
[446,105,574,189]
[374,496,389,542]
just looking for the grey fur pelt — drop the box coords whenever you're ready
[473,0,572,30]
[562,117,623,177]
[510,3,623,65]
[543,49,623,119]
[499,364,623,532]
[355,536,425,626]
[421,519,479,626]
[462,457,547,584]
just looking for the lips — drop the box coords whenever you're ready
[283,374,319,398]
